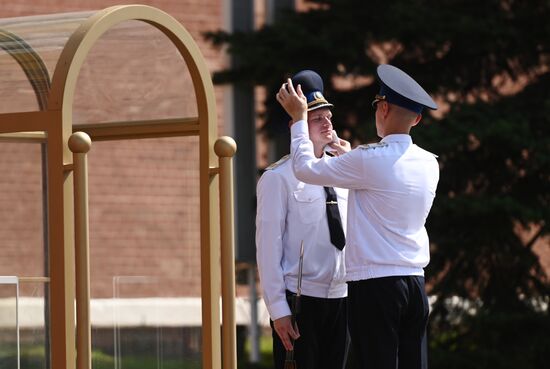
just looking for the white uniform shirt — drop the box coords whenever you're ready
[290,120,439,282]
[256,156,348,321]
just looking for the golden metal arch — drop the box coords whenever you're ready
[0,28,51,110]
[42,5,222,369]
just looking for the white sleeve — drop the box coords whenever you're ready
[255,170,291,320]
[290,120,365,189]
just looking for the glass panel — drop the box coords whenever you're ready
[0,142,46,277]
[0,277,19,369]
[0,48,40,113]
[89,137,202,369]
[19,281,48,369]
[0,140,49,369]
[73,20,198,125]
[0,11,94,113]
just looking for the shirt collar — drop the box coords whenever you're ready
[381,134,412,143]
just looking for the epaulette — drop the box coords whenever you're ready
[358,142,389,150]
[265,155,289,170]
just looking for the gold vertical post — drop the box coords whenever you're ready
[214,137,237,369]
[68,132,92,369]
[45,112,77,369]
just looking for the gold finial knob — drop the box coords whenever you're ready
[68,132,92,153]
[214,136,237,157]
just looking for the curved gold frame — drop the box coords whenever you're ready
[0,28,51,110]
[0,5,236,369]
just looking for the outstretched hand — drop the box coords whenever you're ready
[276,78,308,125]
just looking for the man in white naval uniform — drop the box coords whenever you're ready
[276,64,440,369]
[256,70,350,369]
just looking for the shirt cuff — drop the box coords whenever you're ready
[268,299,292,321]
[290,119,308,138]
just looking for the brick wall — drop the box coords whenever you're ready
[0,0,229,299]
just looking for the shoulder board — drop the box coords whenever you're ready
[358,142,389,150]
[265,155,290,170]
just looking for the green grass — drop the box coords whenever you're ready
[1,333,274,369]
[239,332,273,369]
[2,347,202,369]
[1,344,47,369]
[93,355,201,369]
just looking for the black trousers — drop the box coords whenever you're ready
[271,290,349,369]
[347,276,429,369]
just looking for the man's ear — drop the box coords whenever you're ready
[382,101,390,119]
[411,113,422,127]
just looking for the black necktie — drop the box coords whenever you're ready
[324,186,345,250]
